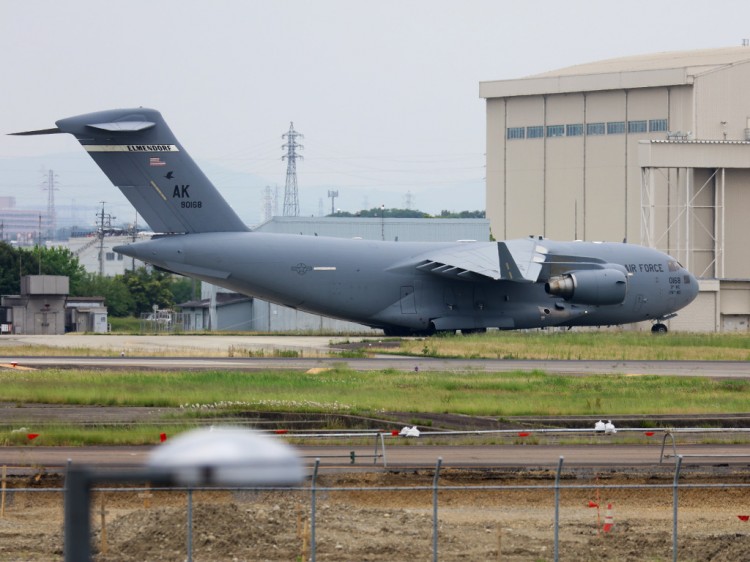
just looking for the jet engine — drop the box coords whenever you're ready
[544,268,627,305]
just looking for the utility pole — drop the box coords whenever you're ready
[37,214,42,274]
[282,123,303,217]
[97,202,115,276]
[327,190,339,215]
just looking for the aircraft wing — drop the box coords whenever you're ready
[416,238,547,282]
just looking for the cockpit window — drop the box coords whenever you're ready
[668,260,681,272]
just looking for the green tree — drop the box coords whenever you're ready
[19,246,87,293]
[0,242,20,295]
[331,207,430,218]
[75,273,135,317]
[121,267,175,315]
[171,276,198,305]
[0,243,87,295]
[439,210,486,218]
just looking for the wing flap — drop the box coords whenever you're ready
[415,239,547,282]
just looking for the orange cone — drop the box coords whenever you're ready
[603,503,615,532]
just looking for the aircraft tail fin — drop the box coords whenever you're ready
[14,108,248,234]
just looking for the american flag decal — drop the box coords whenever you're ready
[149,157,166,166]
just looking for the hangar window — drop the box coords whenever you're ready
[607,121,625,134]
[105,252,115,261]
[507,127,525,140]
[527,126,544,138]
[649,119,668,132]
[566,124,583,136]
[586,122,605,135]
[547,125,565,137]
[628,120,648,133]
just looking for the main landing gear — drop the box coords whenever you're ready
[651,323,668,334]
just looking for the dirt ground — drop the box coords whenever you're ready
[2,469,750,561]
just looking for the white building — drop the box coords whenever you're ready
[481,46,750,332]
[58,232,151,276]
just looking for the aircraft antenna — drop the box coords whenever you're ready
[281,122,304,216]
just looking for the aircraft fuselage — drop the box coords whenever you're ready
[116,232,698,334]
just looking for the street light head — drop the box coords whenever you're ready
[147,427,304,486]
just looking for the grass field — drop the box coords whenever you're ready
[1,331,747,445]
[2,365,750,445]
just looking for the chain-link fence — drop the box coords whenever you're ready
[3,456,750,561]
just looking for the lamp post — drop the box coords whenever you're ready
[64,427,304,562]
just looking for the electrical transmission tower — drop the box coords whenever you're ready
[404,190,414,210]
[281,122,303,216]
[263,186,274,223]
[41,169,58,240]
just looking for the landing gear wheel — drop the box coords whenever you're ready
[651,323,668,334]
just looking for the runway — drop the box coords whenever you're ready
[1,334,748,378]
[1,355,749,378]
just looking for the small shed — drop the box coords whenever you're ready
[178,292,253,331]
[66,297,109,333]
[1,275,69,335]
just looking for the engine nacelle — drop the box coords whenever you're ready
[544,268,627,305]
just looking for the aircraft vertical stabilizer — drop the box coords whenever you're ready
[13,108,248,234]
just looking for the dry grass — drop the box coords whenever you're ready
[385,331,750,361]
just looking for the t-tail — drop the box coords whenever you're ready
[12,108,248,234]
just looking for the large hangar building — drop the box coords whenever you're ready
[480,46,750,332]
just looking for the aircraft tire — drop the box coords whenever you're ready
[651,323,668,334]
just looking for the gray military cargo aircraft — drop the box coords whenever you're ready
[13,108,699,335]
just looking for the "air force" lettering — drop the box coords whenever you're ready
[625,263,665,274]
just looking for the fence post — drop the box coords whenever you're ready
[672,455,683,562]
[1,465,6,517]
[311,458,320,562]
[554,456,564,562]
[186,488,193,562]
[432,457,443,562]
[377,432,388,467]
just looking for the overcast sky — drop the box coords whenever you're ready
[2,0,750,224]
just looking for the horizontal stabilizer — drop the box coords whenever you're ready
[9,127,63,136]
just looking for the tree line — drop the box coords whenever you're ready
[329,208,485,219]
[0,242,194,317]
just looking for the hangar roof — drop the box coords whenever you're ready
[254,216,490,242]
[480,46,750,99]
